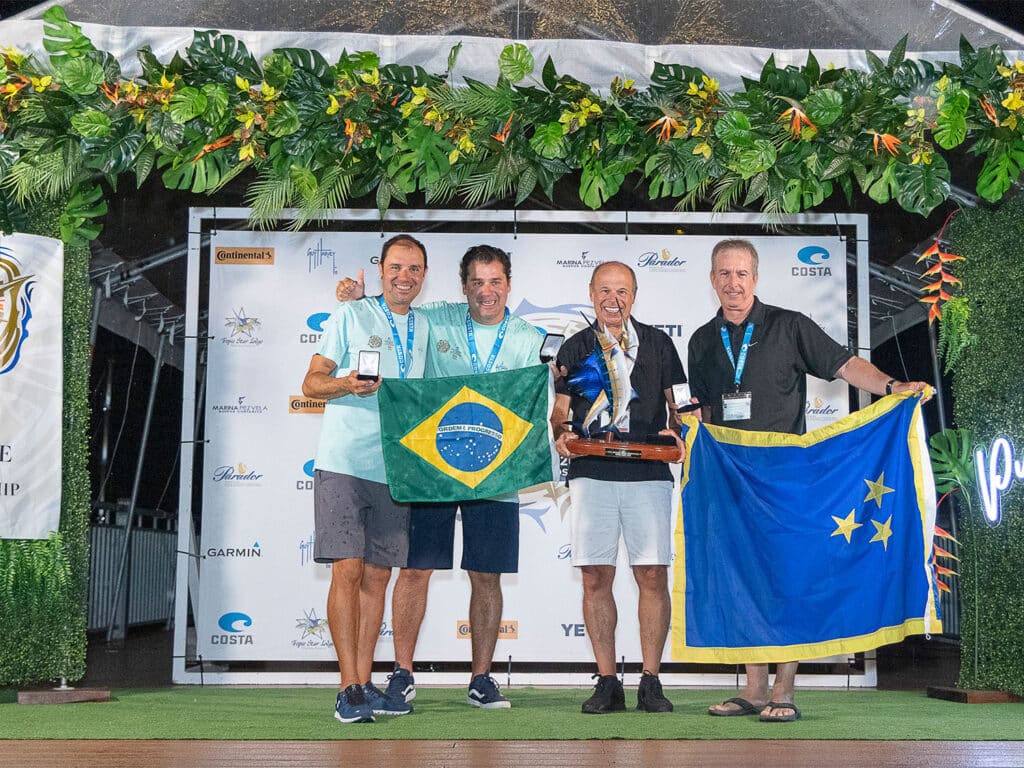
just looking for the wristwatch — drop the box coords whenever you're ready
[885,379,896,395]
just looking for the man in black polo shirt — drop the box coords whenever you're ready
[689,238,927,722]
[551,260,687,715]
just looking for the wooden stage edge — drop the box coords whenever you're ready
[2,740,1023,768]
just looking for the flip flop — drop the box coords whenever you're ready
[707,697,763,716]
[759,701,801,722]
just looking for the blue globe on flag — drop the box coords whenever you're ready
[436,403,504,472]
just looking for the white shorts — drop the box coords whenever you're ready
[568,478,673,566]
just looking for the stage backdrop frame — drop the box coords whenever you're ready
[173,208,873,687]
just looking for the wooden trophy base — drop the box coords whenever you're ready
[566,433,681,462]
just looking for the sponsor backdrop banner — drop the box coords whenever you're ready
[0,234,63,540]
[198,230,847,661]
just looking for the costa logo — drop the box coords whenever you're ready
[793,245,833,277]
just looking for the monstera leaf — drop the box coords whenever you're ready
[929,428,976,499]
[498,43,534,83]
[894,155,950,216]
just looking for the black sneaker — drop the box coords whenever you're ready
[636,671,673,712]
[581,673,626,714]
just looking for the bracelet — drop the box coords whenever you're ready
[885,378,896,395]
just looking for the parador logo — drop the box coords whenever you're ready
[636,248,687,272]
[214,246,275,265]
[289,396,325,414]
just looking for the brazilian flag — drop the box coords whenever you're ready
[378,365,554,502]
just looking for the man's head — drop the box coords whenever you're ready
[460,245,512,325]
[588,261,637,333]
[710,239,758,321]
[379,234,428,311]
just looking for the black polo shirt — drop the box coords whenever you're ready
[687,297,852,435]
[555,318,687,482]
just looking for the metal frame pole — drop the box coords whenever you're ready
[105,332,166,643]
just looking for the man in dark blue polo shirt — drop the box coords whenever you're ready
[688,238,927,723]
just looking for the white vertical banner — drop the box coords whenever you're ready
[0,233,63,540]
[195,226,848,663]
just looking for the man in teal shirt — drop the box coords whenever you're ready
[303,234,430,724]
[336,244,542,709]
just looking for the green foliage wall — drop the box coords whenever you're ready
[0,198,89,686]
[947,192,1024,695]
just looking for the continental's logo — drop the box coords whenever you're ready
[0,248,36,375]
[289,395,325,414]
[214,246,275,265]
[457,620,518,639]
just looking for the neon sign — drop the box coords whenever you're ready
[975,437,1024,525]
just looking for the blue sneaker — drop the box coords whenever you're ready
[364,681,412,715]
[334,684,374,723]
[467,674,511,709]
[385,666,416,703]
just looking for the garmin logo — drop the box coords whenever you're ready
[206,543,262,558]
[289,396,325,414]
[214,247,275,265]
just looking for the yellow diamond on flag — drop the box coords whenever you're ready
[399,385,534,490]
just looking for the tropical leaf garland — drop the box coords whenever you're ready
[2,7,1024,243]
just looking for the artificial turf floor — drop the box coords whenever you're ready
[1,687,1022,740]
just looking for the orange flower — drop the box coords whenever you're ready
[491,112,514,144]
[191,134,235,163]
[646,114,681,144]
[101,81,120,104]
[344,117,357,152]
[868,130,902,156]
[979,94,999,125]
[778,98,816,140]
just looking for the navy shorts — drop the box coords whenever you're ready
[406,499,519,574]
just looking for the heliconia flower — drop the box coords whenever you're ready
[934,525,960,544]
[934,563,959,577]
[934,543,960,561]
[936,578,951,594]
[101,81,120,104]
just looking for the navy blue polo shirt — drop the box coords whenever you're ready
[686,297,852,435]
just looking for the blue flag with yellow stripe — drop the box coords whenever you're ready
[671,392,941,663]
[378,365,555,502]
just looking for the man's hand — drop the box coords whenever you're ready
[340,369,381,397]
[335,269,366,302]
[658,428,686,463]
[892,380,932,403]
[555,430,579,458]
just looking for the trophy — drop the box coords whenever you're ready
[563,321,682,462]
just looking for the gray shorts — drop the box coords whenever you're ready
[313,470,410,566]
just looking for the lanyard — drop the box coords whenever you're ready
[465,308,510,374]
[377,295,415,379]
[720,322,754,391]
